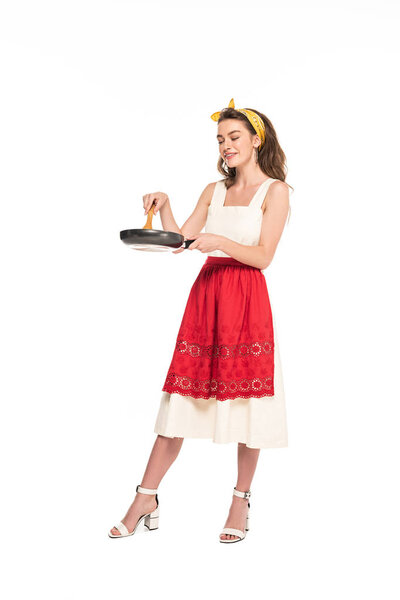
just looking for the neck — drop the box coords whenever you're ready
[232,162,268,188]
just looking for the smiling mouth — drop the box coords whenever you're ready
[225,153,237,159]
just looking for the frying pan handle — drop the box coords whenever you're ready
[183,239,196,248]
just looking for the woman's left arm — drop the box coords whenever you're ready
[219,181,290,269]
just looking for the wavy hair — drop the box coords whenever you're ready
[215,107,293,223]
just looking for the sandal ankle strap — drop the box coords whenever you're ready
[136,484,158,495]
[233,487,251,500]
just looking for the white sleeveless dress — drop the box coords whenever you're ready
[154,178,289,449]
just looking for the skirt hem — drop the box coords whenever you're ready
[153,427,288,450]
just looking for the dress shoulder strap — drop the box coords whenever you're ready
[250,178,279,209]
[209,180,225,209]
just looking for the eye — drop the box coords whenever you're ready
[218,137,239,145]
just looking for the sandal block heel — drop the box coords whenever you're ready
[144,505,160,530]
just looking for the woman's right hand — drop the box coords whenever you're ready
[143,192,169,216]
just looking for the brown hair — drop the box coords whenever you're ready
[216,107,293,222]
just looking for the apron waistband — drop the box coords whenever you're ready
[203,256,261,269]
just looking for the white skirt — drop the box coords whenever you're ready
[154,314,288,450]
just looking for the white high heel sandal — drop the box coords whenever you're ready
[108,484,160,538]
[219,487,251,543]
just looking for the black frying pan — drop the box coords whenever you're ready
[120,204,196,252]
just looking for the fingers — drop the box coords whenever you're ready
[143,192,168,215]
[143,194,156,215]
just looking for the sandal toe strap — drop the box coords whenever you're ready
[114,521,129,536]
[220,527,245,539]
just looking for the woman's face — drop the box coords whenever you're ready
[216,119,258,167]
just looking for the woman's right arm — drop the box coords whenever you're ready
[143,183,216,237]
[159,197,183,235]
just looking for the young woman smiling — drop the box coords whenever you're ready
[109,98,293,544]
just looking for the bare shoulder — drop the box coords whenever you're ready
[270,180,290,193]
[261,180,290,213]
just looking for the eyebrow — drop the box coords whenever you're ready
[216,130,241,139]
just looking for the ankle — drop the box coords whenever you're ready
[136,492,156,499]
[232,496,249,504]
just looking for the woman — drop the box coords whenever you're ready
[109,98,293,543]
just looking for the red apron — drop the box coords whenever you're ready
[162,256,275,401]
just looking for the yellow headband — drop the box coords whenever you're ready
[210,98,266,149]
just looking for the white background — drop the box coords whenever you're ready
[1,0,399,598]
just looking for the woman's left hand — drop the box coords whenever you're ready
[186,233,225,253]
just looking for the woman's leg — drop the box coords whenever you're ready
[110,434,184,536]
[220,442,261,541]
